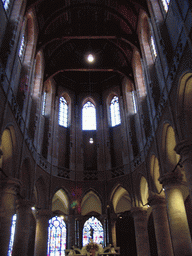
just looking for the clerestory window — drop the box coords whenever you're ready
[110,96,121,127]
[58,96,68,127]
[82,101,96,130]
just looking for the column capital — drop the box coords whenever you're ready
[131,207,148,219]
[148,194,166,207]
[0,177,22,195]
[175,140,192,156]
[159,171,183,188]
[16,199,34,211]
[36,209,53,219]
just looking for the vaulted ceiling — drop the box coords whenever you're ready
[27,0,148,93]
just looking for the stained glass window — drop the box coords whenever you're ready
[110,96,121,127]
[19,35,26,61]
[161,0,170,12]
[7,214,17,256]
[59,97,68,127]
[132,91,137,114]
[47,216,67,256]
[2,0,10,11]
[82,216,104,247]
[82,101,96,130]
[150,35,157,59]
[42,91,47,115]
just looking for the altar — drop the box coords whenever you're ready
[65,242,120,256]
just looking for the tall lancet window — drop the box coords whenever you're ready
[47,216,67,256]
[59,96,68,127]
[161,0,170,12]
[7,214,17,256]
[110,96,121,127]
[150,35,157,59]
[2,0,10,11]
[82,101,96,130]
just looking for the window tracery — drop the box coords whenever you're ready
[47,216,67,256]
[82,101,96,130]
[110,96,121,127]
[59,96,68,127]
[82,216,104,247]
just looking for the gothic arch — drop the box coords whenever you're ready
[110,184,132,214]
[81,190,102,216]
[149,154,163,194]
[140,176,149,207]
[0,126,17,177]
[177,72,192,140]
[161,123,180,172]
[52,188,69,215]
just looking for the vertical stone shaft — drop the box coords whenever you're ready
[148,194,174,256]
[0,178,21,256]
[34,209,52,256]
[12,199,33,256]
[131,207,150,256]
[160,171,192,256]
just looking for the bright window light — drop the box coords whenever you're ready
[151,36,157,59]
[87,54,95,63]
[82,101,96,130]
[2,0,10,11]
[47,216,66,256]
[7,214,17,256]
[42,91,47,115]
[161,0,170,12]
[89,138,94,144]
[110,96,121,127]
[132,91,137,114]
[19,35,26,60]
[59,96,68,127]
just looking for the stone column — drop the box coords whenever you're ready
[175,140,192,200]
[159,171,192,256]
[0,177,21,256]
[67,214,76,249]
[131,207,150,256]
[12,199,33,256]
[34,209,52,256]
[111,218,117,247]
[148,194,174,256]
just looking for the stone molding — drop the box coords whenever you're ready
[159,171,183,188]
[131,207,148,220]
[0,177,22,195]
[175,140,192,162]
[148,194,166,207]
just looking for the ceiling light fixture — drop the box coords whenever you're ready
[89,138,94,144]
[87,54,95,63]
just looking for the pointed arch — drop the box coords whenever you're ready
[0,126,16,177]
[150,155,163,194]
[82,98,97,130]
[161,123,180,172]
[52,188,69,215]
[140,176,149,206]
[110,185,131,214]
[81,190,102,216]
